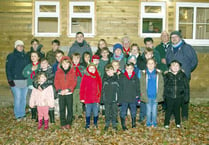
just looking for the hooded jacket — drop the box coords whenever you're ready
[54,56,77,93]
[27,44,45,60]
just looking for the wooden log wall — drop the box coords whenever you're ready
[0,0,209,97]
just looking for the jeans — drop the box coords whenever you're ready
[146,98,158,126]
[11,86,28,119]
[120,103,136,119]
[139,102,146,120]
[85,103,99,117]
[104,103,118,126]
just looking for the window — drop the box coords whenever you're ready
[34,1,60,37]
[176,3,209,46]
[140,2,166,37]
[69,2,95,37]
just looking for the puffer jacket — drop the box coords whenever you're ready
[164,70,189,102]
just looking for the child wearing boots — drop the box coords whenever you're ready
[101,64,119,131]
[164,60,189,129]
[71,53,85,119]
[80,63,102,129]
[140,58,164,127]
[29,72,54,130]
[118,63,140,130]
[54,56,77,129]
[33,58,56,123]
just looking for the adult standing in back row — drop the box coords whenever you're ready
[68,32,92,61]
[166,31,198,121]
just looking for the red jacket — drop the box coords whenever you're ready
[54,56,77,93]
[80,65,102,104]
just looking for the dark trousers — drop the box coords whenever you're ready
[139,102,146,120]
[181,102,189,119]
[120,103,136,119]
[104,103,118,126]
[164,97,182,126]
[59,94,73,126]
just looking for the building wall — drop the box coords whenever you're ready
[0,0,209,97]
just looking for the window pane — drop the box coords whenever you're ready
[145,6,161,13]
[196,24,209,39]
[179,7,193,23]
[197,8,209,23]
[40,5,56,12]
[71,18,92,33]
[38,18,58,33]
[142,18,162,33]
[73,6,90,13]
[179,24,193,39]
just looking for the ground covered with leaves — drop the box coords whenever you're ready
[0,104,208,145]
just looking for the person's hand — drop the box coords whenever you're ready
[80,100,85,103]
[61,90,66,95]
[161,58,166,64]
[8,80,15,87]
[38,86,42,91]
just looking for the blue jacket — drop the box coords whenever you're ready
[166,40,198,80]
[6,49,30,81]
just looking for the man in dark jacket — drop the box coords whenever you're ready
[6,40,30,121]
[68,32,92,61]
[166,31,198,120]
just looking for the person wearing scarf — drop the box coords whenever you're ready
[122,36,131,58]
[80,63,102,129]
[112,43,126,70]
[118,63,140,130]
[71,53,85,119]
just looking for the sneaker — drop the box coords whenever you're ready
[176,124,181,128]
[164,125,169,129]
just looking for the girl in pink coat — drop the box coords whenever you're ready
[29,72,54,130]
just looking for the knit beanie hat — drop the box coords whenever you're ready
[170,31,182,38]
[15,40,24,48]
[113,43,123,52]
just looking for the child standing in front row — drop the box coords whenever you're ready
[80,63,102,129]
[140,58,164,127]
[54,56,77,129]
[118,63,140,130]
[29,72,54,130]
[164,60,189,129]
[101,64,119,131]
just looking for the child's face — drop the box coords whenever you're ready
[88,66,96,73]
[145,52,153,60]
[31,53,39,63]
[125,65,134,75]
[52,43,59,51]
[114,48,122,56]
[131,46,139,56]
[128,57,136,65]
[32,41,39,51]
[39,74,47,84]
[101,50,109,59]
[147,59,156,71]
[112,62,120,71]
[93,59,99,66]
[170,62,180,74]
[84,54,90,63]
[56,53,63,62]
[61,61,70,70]
[41,60,48,70]
[145,41,154,48]
[106,69,114,77]
[73,56,80,65]
[76,33,84,43]
[99,41,106,49]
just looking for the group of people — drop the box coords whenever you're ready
[6,31,198,131]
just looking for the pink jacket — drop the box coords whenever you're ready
[29,85,54,108]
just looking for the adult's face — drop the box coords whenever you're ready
[145,41,153,49]
[171,34,181,45]
[161,32,169,43]
[16,45,24,52]
[32,41,39,51]
[76,34,84,43]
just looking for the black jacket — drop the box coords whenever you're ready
[101,74,119,104]
[164,70,189,102]
[27,44,45,61]
[6,49,30,81]
[118,72,140,103]
[33,66,54,90]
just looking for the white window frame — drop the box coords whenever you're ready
[176,2,209,46]
[34,1,60,37]
[140,2,166,38]
[69,2,95,37]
